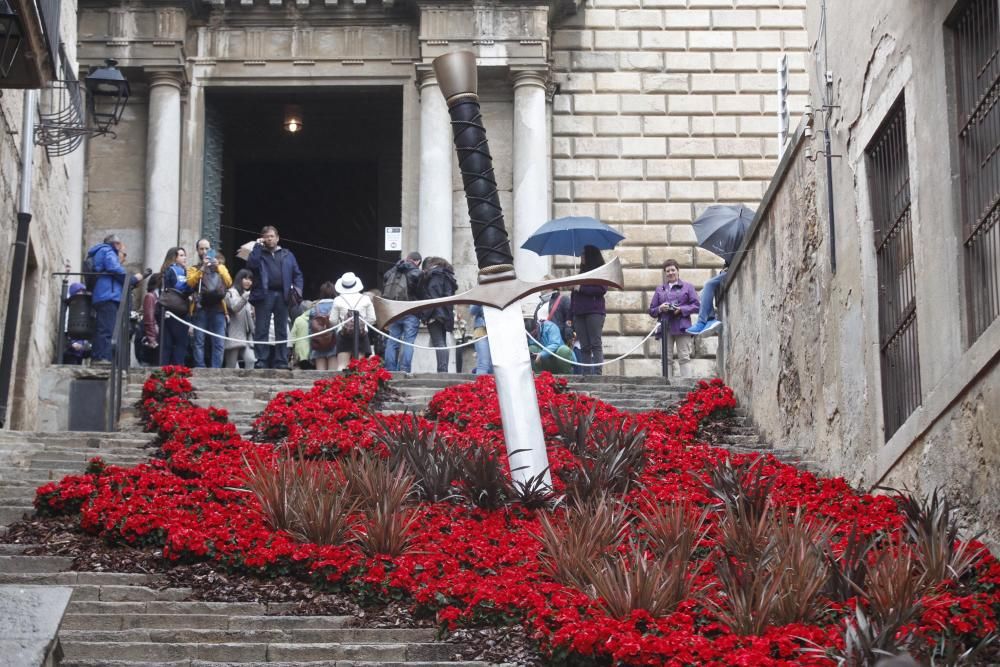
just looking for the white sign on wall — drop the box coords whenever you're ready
[384,227,402,252]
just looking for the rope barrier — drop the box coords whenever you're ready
[165,310,349,346]
[166,310,661,364]
[166,310,486,351]
[524,323,660,368]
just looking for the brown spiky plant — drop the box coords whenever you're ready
[343,451,419,557]
[548,399,597,455]
[766,509,834,625]
[860,548,926,629]
[895,488,985,589]
[585,538,705,620]
[535,494,628,590]
[636,500,710,561]
[242,446,300,533]
[242,446,356,546]
[704,456,776,567]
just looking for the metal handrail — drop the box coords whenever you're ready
[105,273,148,431]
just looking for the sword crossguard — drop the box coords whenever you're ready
[374,257,624,327]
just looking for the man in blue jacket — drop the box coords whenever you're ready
[85,234,143,363]
[245,226,304,369]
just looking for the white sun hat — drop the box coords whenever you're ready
[335,272,364,295]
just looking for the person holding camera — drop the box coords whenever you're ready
[186,239,232,368]
[649,259,700,377]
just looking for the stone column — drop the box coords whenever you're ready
[417,70,453,262]
[512,69,551,283]
[144,71,183,272]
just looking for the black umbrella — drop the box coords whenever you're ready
[691,204,755,265]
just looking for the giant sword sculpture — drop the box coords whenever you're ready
[374,51,624,486]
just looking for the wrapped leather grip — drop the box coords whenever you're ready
[447,98,515,271]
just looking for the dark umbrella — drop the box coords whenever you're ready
[521,216,625,257]
[691,204,755,265]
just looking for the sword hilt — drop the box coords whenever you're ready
[434,52,515,282]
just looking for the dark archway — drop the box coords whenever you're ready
[208,87,402,298]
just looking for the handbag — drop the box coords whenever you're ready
[159,288,190,317]
[287,285,302,309]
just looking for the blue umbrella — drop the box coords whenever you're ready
[521,216,625,257]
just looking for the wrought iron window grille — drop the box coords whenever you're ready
[949,0,1000,342]
[865,97,922,441]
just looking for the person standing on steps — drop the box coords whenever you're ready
[245,226,303,369]
[187,239,232,369]
[332,272,376,370]
[86,234,143,364]
[159,247,193,366]
[649,259,700,377]
[382,251,423,373]
[224,269,256,369]
[418,257,458,373]
[570,245,608,376]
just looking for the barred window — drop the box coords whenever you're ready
[866,99,922,440]
[950,0,1000,342]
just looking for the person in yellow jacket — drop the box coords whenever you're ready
[186,239,233,368]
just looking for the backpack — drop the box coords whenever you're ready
[338,295,368,337]
[199,268,226,306]
[82,253,99,293]
[382,264,410,301]
[309,303,337,352]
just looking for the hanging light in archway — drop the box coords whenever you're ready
[283,104,303,133]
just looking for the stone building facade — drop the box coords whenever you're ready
[0,0,85,429]
[72,0,808,376]
[719,0,1000,542]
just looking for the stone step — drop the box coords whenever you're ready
[0,504,32,524]
[0,571,155,586]
[63,661,488,667]
[0,553,74,572]
[60,640,459,663]
[62,613,355,631]
[0,542,42,554]
[0,468,82,482]
[68,585,193,602]
[27,456,146,470]
[61,628,439,644]
[67,600,282,616]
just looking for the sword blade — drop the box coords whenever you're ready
[482,304,552,488]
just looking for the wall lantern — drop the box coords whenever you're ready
[283,104,303,133]
[85,59,130,133]
[0,0,24,79]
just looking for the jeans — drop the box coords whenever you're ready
[160,316,189,366]
[427,320,449,373]
[192,307,226,368]
[696,272,726,324]
[575,313,605,375]
[473,335,493,375]
[385,314,419,372]
[253,290,289,368]
[92,301,118,361]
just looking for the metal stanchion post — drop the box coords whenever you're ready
[352,310,360,359]
[661,325,670,382]
[55,277,69,364]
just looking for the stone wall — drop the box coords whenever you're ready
[0,0,84,429]
[719,0,1000,544]
[550,0,809,375]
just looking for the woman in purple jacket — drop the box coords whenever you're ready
[570,245,609,375]
[648,259,701,377]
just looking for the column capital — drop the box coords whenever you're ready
[147,70,185,91]
[510,68,548,90]
[415,66,439,89]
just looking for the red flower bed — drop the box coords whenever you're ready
[34,362,1000,665]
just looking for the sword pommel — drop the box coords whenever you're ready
[433,51,478,107]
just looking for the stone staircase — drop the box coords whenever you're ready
[122,368,703,434]
[0,540,486,666]
[0,368,817,666]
